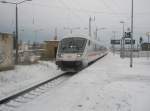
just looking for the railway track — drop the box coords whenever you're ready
[0,72,74,111]
[0,54,107,111]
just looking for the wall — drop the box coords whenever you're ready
[0,33,14,70]
[43,41,59,59]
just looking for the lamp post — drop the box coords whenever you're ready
[120,21,125,58]
[130,0,134,68]
[0,0,32,64]
[89,16,95,37]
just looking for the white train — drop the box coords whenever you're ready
[56,34,108,72]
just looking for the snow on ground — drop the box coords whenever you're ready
[15,53,150,111]
[0,61,63,100]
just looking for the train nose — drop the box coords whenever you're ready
[75,61,82,66]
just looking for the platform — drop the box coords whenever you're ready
[15,53,150,111]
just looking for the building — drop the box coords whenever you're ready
[141,43,150,51]
[0,33,14,71]
[42,40,59,59]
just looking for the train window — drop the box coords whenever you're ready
[59,37,87,53]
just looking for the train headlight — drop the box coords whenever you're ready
[77,54,82,57]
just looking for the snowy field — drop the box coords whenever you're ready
[0,61,63,100]
[0,53,150,111]
[11,53,150,111]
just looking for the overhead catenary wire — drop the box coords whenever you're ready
[57,0,86,24]
[26,1,150,16]
[109,0,122,13]
[5,0,150,35]
[99,0,117,13]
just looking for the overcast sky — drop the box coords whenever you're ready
[0,0,150,45]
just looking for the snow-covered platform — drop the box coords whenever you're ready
[13,53,150,111]
[0,61,63,100]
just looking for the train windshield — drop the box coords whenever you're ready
[59,37,87,53]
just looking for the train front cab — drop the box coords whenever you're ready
[56,37,88,72]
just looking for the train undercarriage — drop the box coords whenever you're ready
[56,61,83,72]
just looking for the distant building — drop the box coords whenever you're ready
[43,40,59,59]
[19,42,29,51]
[141,43,150,51]
[0,33,14,71]
[17,42,44,64]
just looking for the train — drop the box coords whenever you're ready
[55,34,108,72]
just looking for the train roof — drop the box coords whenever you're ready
[62,34,98,42]
[62,34,90,39]
[61,34,102,45]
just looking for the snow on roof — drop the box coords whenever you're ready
[61,34,105,46]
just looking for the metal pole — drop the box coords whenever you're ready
[148,34,150,51]
[120,25,123,57]
[122,23,125,57]
[120,21,125,58]
[120,37,123,56]
[15,4,18,64]
[70,29,72,34]
[89,17,91,37]
[148,34,150,43]
[0,0,32,64]
[95,28,97,39]
[54,28,57,40]
[130,0,134,68]
[113,31,116,55]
